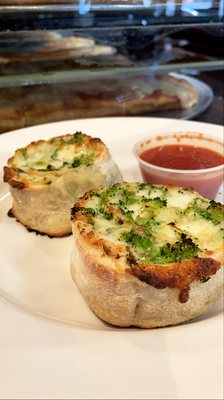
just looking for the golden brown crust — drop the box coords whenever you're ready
[129,258,221,303]
[3,166,15,184]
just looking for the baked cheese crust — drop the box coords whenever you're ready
[4,132,122,236]
[71,182,224,328]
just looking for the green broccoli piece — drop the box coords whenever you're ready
[66,132,84,144]
[188,198,223,225]
[142,197,167,208]
[81,207,96,216]
[99,207,114,220]
[122,229,152,252]
[20,148,28,159]
[72,153,93,168]
[207,201,223,225]
[151,234,199,264]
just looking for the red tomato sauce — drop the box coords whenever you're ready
[140,144,224,170]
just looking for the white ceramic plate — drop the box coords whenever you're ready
[0,116,223,329]
[0,117,223,399]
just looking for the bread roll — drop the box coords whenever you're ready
[4,132,122,237]
[70,182,223,328]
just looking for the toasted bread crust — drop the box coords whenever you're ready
[129,258,220,303]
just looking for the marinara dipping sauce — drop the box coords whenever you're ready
[133,132,224,200]
[140,144,224,170]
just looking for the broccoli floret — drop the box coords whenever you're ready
[65,132,84,144]
[142,197,167,208]
[99,207,114,220]
[122,229,152,252]
[151,234,199,263]
[20,148,28,159]
[138,183,148,191]
[81,207,96,216]
[72,153,93,168]
[98,184,120,206]
[188,198,223,225]
[207,201,223,225]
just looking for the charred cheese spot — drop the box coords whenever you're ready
[73,182,223,303]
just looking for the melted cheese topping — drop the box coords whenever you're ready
[8,132,107,186]
[76,183,223,265]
